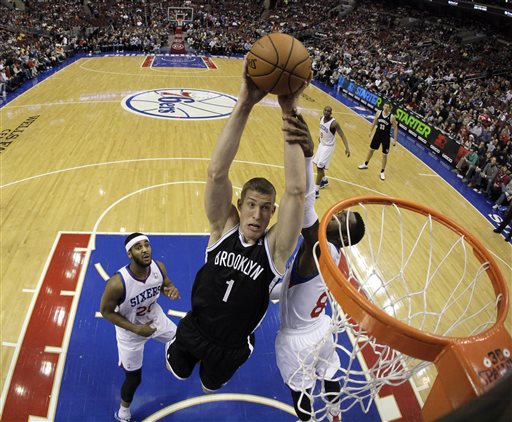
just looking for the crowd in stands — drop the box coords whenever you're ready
[1,0,511,209]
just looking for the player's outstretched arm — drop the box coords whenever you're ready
[296,151,320,277]
[269,83,312,273]
[296,221,320,277]
[100,274,156,337]
[270,121,306,274]
[334,120,350,157]
[205,59,267,244]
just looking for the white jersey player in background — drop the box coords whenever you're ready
[313,106,351,198]
[271,158,365,422]
[100,233,181,422]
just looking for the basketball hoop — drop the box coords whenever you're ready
[170,12,186,54]
[176,14,184,28]
[305,195,511,420]
[168,6,193,26]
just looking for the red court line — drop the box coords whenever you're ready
[142,55,154,67]
[1,233,90,421]
[380,383,422,422]
[202,56,217,69]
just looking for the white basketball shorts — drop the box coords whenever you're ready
[275,314,340,391]
[313,143,335,170]
[116,307,177,371]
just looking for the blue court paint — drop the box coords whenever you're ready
[56,234,380,421]
[152,55,208,68]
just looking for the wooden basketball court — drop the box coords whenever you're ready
[1,55,510,421]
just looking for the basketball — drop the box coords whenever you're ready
[247,33,312,95]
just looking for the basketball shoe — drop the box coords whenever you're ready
[380,171,385,181]
[320,178,329,189]
[358,163,368,169]
[165,341,173,373]
[114,410,134,422]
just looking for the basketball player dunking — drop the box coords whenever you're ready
[313,106,350,198]
[272,154,365,422]
[165,59,313,393]
[358,102,398,180]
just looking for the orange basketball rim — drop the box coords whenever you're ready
[318,195,512,421]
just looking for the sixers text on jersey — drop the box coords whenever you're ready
[129,285,161,307]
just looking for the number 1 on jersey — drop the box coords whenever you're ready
[223,279,235,302]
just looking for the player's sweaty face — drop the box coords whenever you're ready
[323,107,332,119]
[130,240,152,267]
[238,190,275,243]
[327,211,356,245]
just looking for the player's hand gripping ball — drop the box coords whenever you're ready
[247,33,312,95]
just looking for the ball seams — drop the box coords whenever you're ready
[247,33,311,95]
[247,48,310,78]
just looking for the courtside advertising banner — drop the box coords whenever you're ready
[337,76,465,164]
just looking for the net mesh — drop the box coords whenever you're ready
[297,199,501,420]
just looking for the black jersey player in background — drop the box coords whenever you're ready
[165,58,313,393]
[358,102,398,181]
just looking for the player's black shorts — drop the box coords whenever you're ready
[370,135,391,154]
[166,312,254,391]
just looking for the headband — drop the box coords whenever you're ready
[125,235,149,252]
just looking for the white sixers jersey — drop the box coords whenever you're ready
[279,243,340,331]
[319,117,336,147]
[115,260,165,343]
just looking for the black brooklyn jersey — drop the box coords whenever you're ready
[191,225,281,347]
[374,110,392,139]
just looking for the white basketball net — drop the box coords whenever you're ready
[296,201,501,420]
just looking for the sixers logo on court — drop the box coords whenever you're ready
[122,88,237,120]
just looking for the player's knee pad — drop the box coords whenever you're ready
[121,368,142,403]
[290,388,312,421]
[324,379,341,403]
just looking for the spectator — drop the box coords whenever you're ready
[468,156,498,194]
[488,165,511,199]
[463,151,492,184]
[453,147,478,177]
[0,64,7,101]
